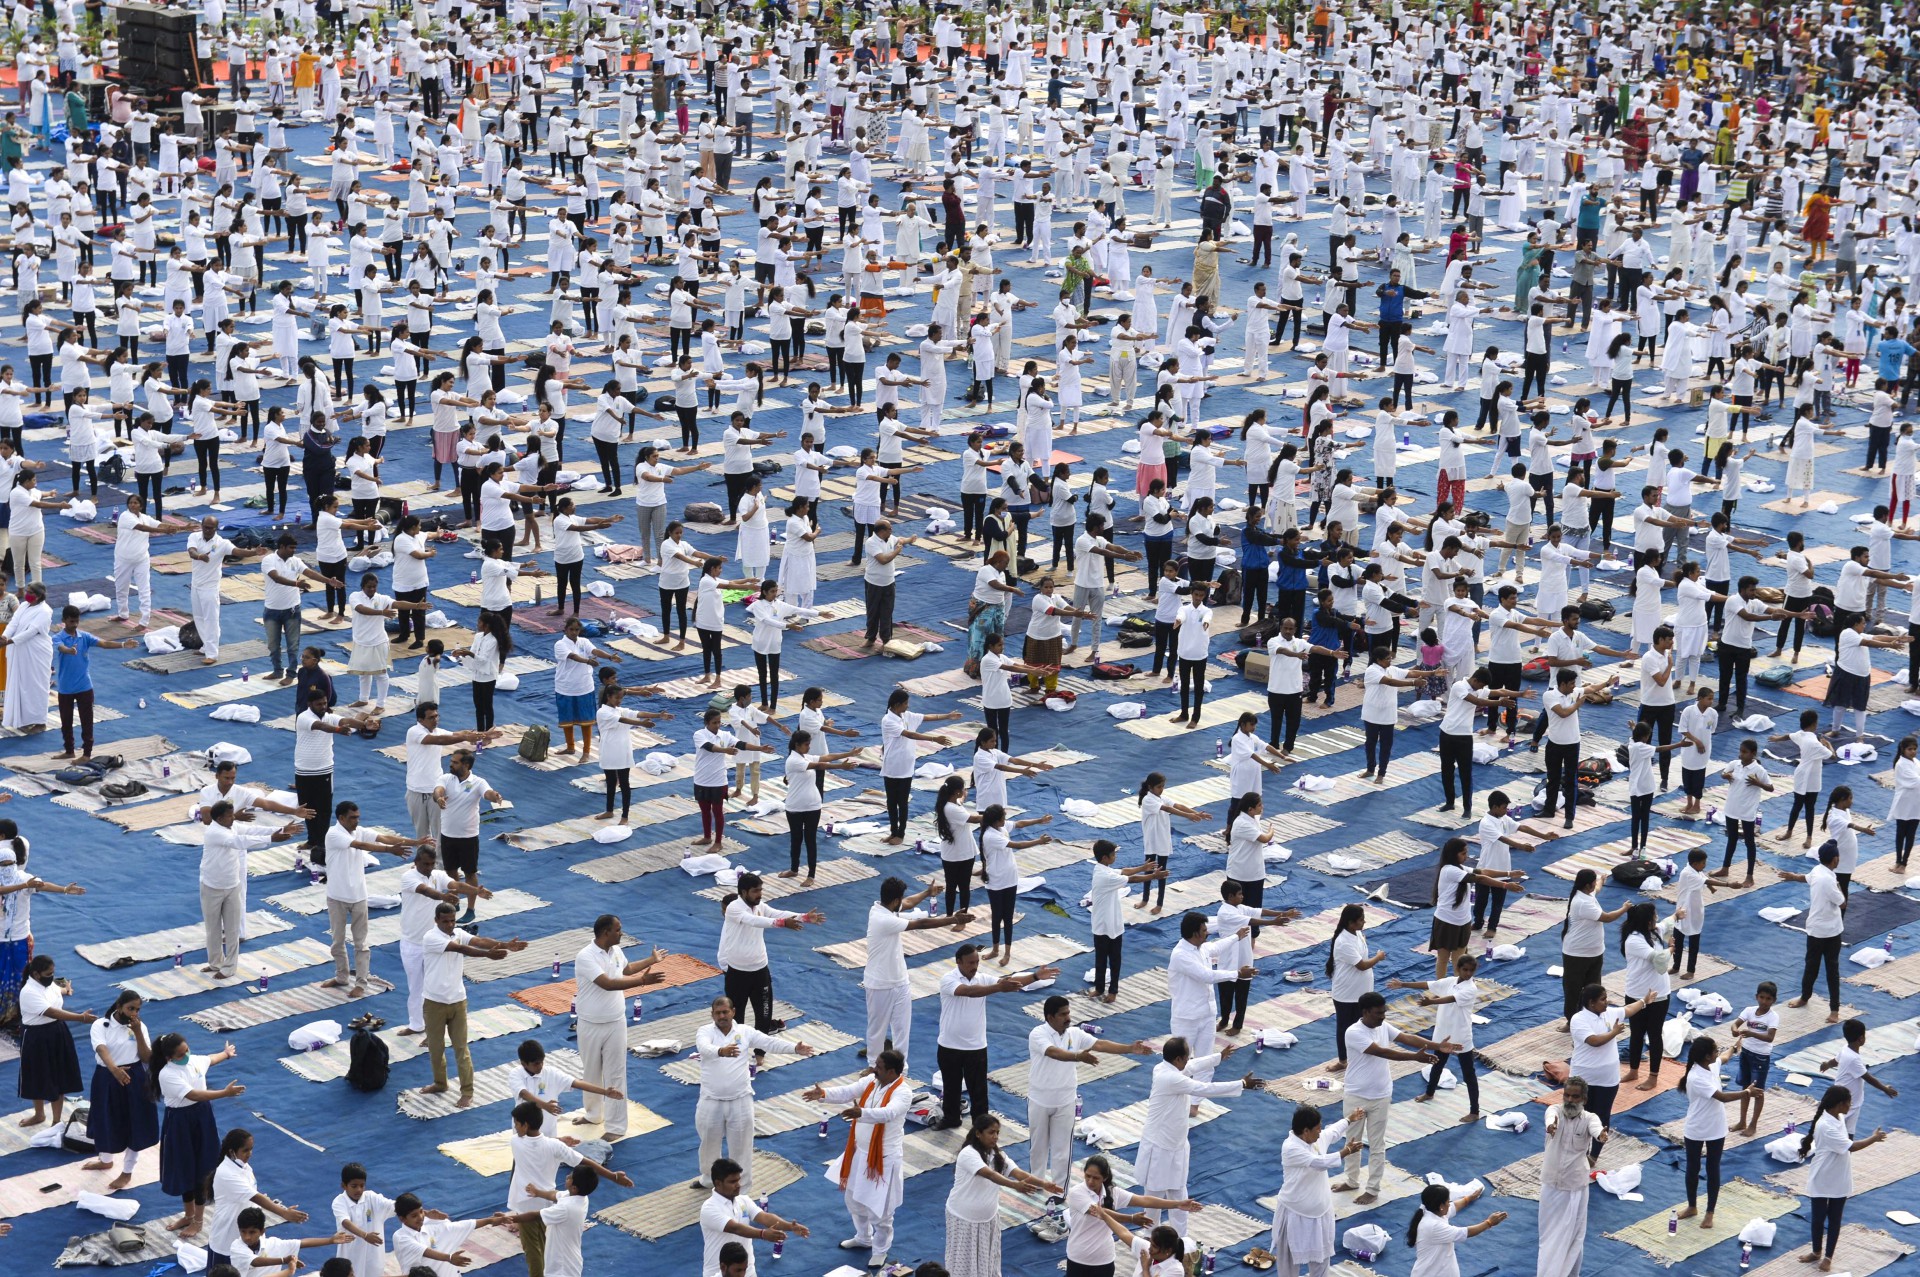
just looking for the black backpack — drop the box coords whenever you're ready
[1117,617,1153,648]
[346,1028,390,1092]
[1610,860,1664,887]
[1210,568,1242,607]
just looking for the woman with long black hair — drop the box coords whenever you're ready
[978,804,1055,968]
[1618,901,1672,1090]
[1558,868,1629,1024]
[1676,1035,1755,1229]
[1430,836,1524,981]
[945,1114,1059,1277]
[15,953,91,1130]
[933,775,977,914]
[1799,1084,1888,1271]
[780,729,862,882]
[453,611,511,732]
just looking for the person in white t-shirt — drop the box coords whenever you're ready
[1089,838,1169,1001]
[417,901,529,1106]
[432,748,503,919]
[1025,994,1153,1184]
[487,1162,613,1277]
[860,874,975,1065]
[1405,1182,1509,1277]
[1390,953,1488,1120]
[944,1114,1062,1276]
[493,1100,631,1272]
[691,1156,808,1277]
[322,800,429,996]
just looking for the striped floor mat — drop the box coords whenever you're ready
[1410,894,1570,955]
[93,792,202,832]
[1117,691,1269,739]
[571,838,726,883]
[510,953,722,1016]
[896,666,976,697]
[281,1004,541,1083]
[1021,967,1169,1019]
[1485,1133,1659,1199]
[736,793,888,837]
[596,1150,804,1239]
[1385,979,1519,1037]
[466,928,600,983]
[1382,1072,1552,1145]
[1544,828,1709,879]
[907,934,1091,999]
[400,1049,584,1119]
[0,1149,160,1218]
[501,798,702,849]
[1,733,176,775]
[1254,903,1402,959]
[1183,812,1342,852]
[1602,953,1733,996]
[1078,1097,1227,1150]
[1849,950,1920,996]
[1479,1018,1574,1076]
[1607,1179,1798,1260]
[1746,1226,1915,1277]
[76,911,293,968]
[1655,1085,1819,1151]
[1260,1056,1426,1106]
[1774,1126,1920,1197]
[1078,776,1232,829]
[269,865,416,914]
[1291,753,1444,806]
[658,1020,858,1085]
[896,1111,1031,1180]
[119,937,334,1001]
[1302,830,1434,877]
[440,1102,671,1175]
[989,1050,1140,1099]
[693,856,876,902]
[1119,871,1234,927]
[1258,1163,1429,1222]
[185,975,395,1032]
[752,1070,923,1138]
[1776,1014,1920,1075]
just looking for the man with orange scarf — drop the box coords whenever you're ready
[803,1048,912,1270]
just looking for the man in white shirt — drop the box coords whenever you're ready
[696,1157,807,1277]
[418,901,528,1106]
[1167,911,1257,1084]
[185,515,251,665]
[1780,843,1848,1019]
[395,846,487,1039]
[323,800,429,997]
[695,995,816,1191]
[1026,995,1152,1184]
[574,912,668,1140]
[861,875,975,1065]
[934,943,1058,1129]
[1334,991,1454,1205]
[861,517,915,648]
[878,690,963,845]
[719,872,825,1032]
[404,702,493,845]
[198,799,297,979]
[1136,1036,1261,1235]
[803,1048,912,1269]
[1715,737,1777,886]
[488,1162,608,1277]
[293,686,372,876]
[261,531,335,683]
[433,748,502,921]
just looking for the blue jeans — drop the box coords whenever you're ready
[263,606,301,677]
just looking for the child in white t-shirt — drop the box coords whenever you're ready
[1729,979,1779,1135]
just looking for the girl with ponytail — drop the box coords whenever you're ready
[1404,1181,1506,1272]
[1800,1084,1888,1271]
[1676,1036,1756,1227]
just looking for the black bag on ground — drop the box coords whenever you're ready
[346,1028,390,1091]
[1238,617,1281,646]
[1117,617,1153,648]
[178,620,203,650]
[1610,860,1664,887]
[1210,567,1242,607]
[1579,598,1614,622]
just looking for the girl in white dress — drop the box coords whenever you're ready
[777,497,819,610]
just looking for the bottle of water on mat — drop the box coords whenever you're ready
[1667,1210,1677,1235]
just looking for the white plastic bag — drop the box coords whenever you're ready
[496,672,521,692]
[1739,1219,1778,1247]
[1342,1224,1391,1260]
[287,1020,342,1052]
[76,1190,141,1220]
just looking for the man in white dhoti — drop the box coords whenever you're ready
[0,585,54,732]
[573,913,669,1142]
[1537,1076,1605,1277]
[861,874,974,1067]
[694,994,816,1193]
[1270,1104,1364,1277]
[1026,994,1153,1186]
[804,1048,912,1271]
[185,517,241,666]
[1168,911,1257,1084]
[1136,1036,1261,1236]
[1334,991,1454,1205]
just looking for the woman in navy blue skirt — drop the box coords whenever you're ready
[15,954,91,1129]
[152,1032,244,1239]
[82,991,158,1191]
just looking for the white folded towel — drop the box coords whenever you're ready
[210,704,262,723]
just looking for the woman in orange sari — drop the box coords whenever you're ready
[1802,189,1833,264]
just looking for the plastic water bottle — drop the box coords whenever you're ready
[138,697,148,710]
[1401,430,1411,448]
[259,970,271,993]
[818,1117,831,1138]
[631,1001,643,1025]
[1741,1243,1753,1269]
[1885,933,1895,957]
[294,847,306,876]
[162,763,171,779]
[174,946,183,968]
[1074,1096,1083,1119]
[1785,1121,1797,1136]
[1256,1035,1265,1055]
[552,960,562,980]
[1484,938,1495,960]
[1205,1248,1217,1276]
[1215,739,1225,759]
[1667,1210,1678,1235]
[240,664,250,682]
[470,570,479,585]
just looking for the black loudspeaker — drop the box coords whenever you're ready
[111,3,213,97]
[75,77,111,116]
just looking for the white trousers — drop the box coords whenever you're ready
[113,557,152,622]
[847,1198,895,1256]
[576,1017,629,1136]
[200,881,244,978]
[191,584,222,660]
[696,1093,757,1190]
[864,982,911,1064]
[400,939,427,1032]
[1170,1012,1217,1082]
[1026,1098,1076,1185]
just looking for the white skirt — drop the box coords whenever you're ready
[1270,1205,1336,1265]
[348,639,391,675]
[1675,623,1708,661]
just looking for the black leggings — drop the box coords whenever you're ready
[1671,929,1701,976]
[884,775,912,840]
[942,857,973,915]
[1425,1050,1481,1112]
[193,438,221,491]
[1139,853,1168,906]
[1721,818,1757,876]
[1177,658,1208,717]
[697,626,724,675]
[1810,1196,1847,1259]
[1895,817,1918,870]
[723,964,776,1031]
[554,560,583,612]
[1560,954,1604,1021]
[1684,1135,1724,1213]
[1586,1082,1619,1157]
[1629,792,1654,850]
[658,586,689,641]
[1333,998,1362,1063]
[320,557,347,615]
[471,679,497,731]
[1626,996,1669,1073]
[787,808,821,875]
[987,884,1016,949]
[1799,933,1844,1011]
[1093,932,1123,996]
[1216,978,1250,1031]
[753,652,781,707]
[396,587,427,645]
[603,767,632,820]
[1785,791,1819,842]
[593,438,621,492]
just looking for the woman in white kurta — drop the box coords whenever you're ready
[944,1115,1058,1277]
[777,497,820,609]
[1406,1181,1507,1277]
[1269,1105,1355,1277]
[0,589,53,730]
[1799,1084,1887,1267]
[1537,1077,1605,1277]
